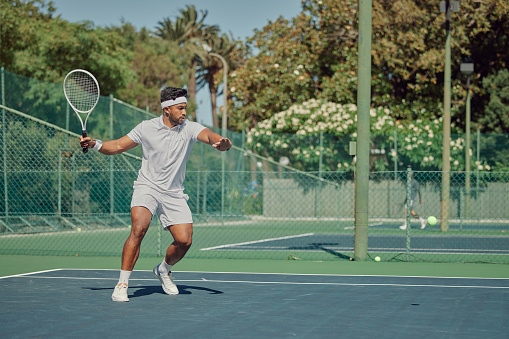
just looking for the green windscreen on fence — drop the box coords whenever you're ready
[1,69,508,263]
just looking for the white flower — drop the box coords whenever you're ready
[274,63,279,68]
[429,156,434,161]
[485,165,491,170]
[454,160,459,166]
[294,70,300,75]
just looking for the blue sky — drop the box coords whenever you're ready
[50,0,303,125]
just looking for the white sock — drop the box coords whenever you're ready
[159,260,173,275]
[117,270,132,285]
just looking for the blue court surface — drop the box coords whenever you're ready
[1,269,508,338]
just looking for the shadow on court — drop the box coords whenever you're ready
[1,269,508,338]
[85,284,223,297]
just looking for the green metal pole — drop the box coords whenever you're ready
[405,166,412,261]
[209,53,228,220]
[465,76,471,219]
[58,150,62,216]
[476,128,480,200]
[1,67,7,218]
[354,0,372,261]
[317,130,324,217]
[109,95,114,215]
[441,0,452,232]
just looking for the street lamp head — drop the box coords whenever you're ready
[460,62,474,74]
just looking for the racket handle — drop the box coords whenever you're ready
[82,131,88,153]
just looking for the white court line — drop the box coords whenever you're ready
[200,233,315,251]
[0,268,63,280]
[3,275,508,289]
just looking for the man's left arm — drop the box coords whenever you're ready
[197,128,232,151]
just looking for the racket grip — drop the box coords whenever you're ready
[82,131,88,153]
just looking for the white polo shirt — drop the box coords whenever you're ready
[127,115,206,193]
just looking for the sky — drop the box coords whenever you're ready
[49,0,303,126]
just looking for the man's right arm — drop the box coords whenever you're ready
[80,135,138,155]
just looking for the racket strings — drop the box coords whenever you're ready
[65,73,99,112]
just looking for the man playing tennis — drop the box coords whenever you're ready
[80,87,231,302]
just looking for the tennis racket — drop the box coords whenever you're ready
[63,69,100,153]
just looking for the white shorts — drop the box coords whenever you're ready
[131,184,193,228]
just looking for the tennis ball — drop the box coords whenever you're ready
[374,256,381,262]
[77,227,81,232]
[427,216,437,226]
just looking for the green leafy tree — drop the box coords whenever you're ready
[110,23,184,112]
[479,69,509,133]
[156,5,220,122]
[228,0,509,132]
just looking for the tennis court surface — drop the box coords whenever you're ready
[2,269,508,338]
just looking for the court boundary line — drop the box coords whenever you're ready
[3,268,509,280]
[2,270,508,289]
[200,233,315,251]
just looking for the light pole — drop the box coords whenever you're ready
[440,0,460,232]
[202,45,228,137]
[461,60,474,218]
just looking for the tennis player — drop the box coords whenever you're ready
[80,87,231,302]
[399,172,427,230]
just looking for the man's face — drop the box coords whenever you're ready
[166,104,187,125]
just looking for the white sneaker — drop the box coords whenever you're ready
[111,283,129,302]
[420,217,427,229]
[153,265,179,295]
[399,224,407,230]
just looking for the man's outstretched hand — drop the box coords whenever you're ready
[212,138,232,151]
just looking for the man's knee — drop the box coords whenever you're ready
[175,238,192,250]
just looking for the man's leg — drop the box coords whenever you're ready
[165,223,193,265]
[411,209,427,229]
[400,208,408,230]
[121,207,153,270]
[112,206,152,302]
[154,223,193,295]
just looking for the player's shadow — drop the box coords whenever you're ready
[85,285,223,298]
[131,285,223,298]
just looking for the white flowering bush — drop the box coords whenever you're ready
[246,99,487,172]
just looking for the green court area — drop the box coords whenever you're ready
[1,216,508,264]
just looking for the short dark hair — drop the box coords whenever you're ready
[160,87,189,103]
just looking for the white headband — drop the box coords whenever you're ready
[161,96,187,109]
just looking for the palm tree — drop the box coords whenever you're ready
[156,5,219,106]
[197,33,237,128]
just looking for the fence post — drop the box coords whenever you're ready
[405,166,412,261]
[109,95,114,215]
[1,67,7,218]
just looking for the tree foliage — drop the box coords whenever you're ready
[228,0,509,133]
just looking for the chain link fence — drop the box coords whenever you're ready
[1,69,508,263]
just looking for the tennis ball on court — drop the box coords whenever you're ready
[427,216,437,226]
[77,227,81,232]
[374,256,381,262]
